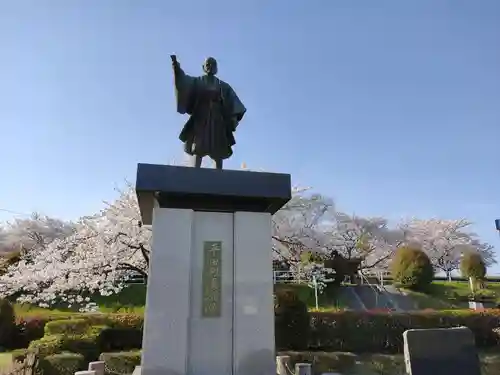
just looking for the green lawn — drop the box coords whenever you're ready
[10,280,500,318]
[400,280,500,310]
[275,284,347,311]
[11,284,148,317]
[404,289,460,309]
[429,281,498,299]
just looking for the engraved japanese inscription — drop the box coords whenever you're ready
[201,241,222,317]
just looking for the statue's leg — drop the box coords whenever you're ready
[190,155,202,168]
[214,158,223,170]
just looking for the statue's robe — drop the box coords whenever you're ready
[173,66,246,160]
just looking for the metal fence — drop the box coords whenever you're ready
[273,270,304,284]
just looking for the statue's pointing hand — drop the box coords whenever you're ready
[170,55,180,70]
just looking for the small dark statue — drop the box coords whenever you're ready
[324,250,364,287]
[171,55,246,169]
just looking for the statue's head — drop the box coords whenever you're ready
[203,57,218,76]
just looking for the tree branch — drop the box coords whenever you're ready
[118,241,150,267]
[117,262,148,278]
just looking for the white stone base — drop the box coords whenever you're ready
[141,208,274,375]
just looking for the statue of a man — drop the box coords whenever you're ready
[171,55,246,169]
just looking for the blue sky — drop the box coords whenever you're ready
[1,1,499,268]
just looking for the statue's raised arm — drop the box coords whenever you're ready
[171,55,196,115]
[170,55,181,75]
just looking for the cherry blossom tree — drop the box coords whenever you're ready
[1,177,494,308]
[1,183,330,306]
[273,201,406,272]
[271,194,408,290]
[0,227,9,252]
[327,213,406,270]
[0,187,149,309]
[272,188,335,264]
[402,218,495,280]
[0,214,75,254]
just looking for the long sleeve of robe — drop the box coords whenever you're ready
[172,65,197,115]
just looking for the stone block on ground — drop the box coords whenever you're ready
[88,361,105,375]
[295,363,312,375]
[403,326,481,375]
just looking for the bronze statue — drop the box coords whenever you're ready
[171,55,246,169]
[324,250,363,286]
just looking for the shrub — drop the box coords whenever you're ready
[21,314,143,357]
[28,335,64,357]
[275,288,310,350]
[44,319,91,336]
[40,353,85,375]
[0,298,15,348]
[29,334,100,361]
[61,335,101,362]
[98,327,143,352]
[10,313,144,348]
[13,317,48,348]
[390,247,433,291]
[461,252,487,281]
[309,310,500,353]
[99,351,141,375]
[84,313,144,330]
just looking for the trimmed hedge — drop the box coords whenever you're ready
[25,316,142,361]
[461,252,487,281]
[12,309,500,355]
[99,351,141,375]
[391,247,434,291]
[12,351,85,375]
[309,310,500,353]
[40,353,85,375]
[28,331,113,362]
[44,319,91,336]
[275,288,310,350]
[99,327,143,352]
[12,313,144,349]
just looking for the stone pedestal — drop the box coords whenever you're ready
[136,164,291,375]
[403,326,480,375]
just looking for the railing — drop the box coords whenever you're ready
[273,270,305,284]
[272,270,339,284]
[359,270,400,311]
[125,274,146,284]
[362,269,391,286]
[358,271,380,307]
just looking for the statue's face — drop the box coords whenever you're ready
[203,57,218,75]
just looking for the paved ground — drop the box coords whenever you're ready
[0,353,12,369]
